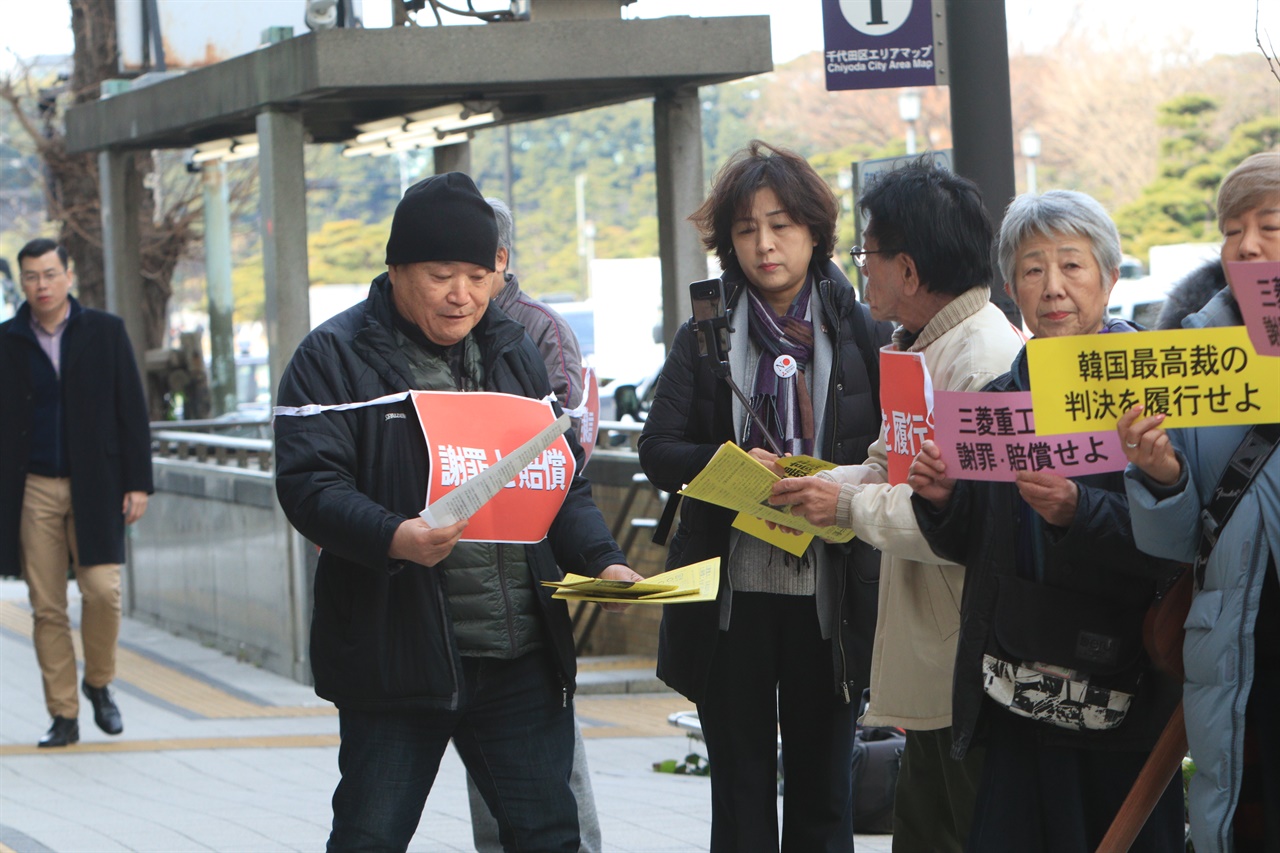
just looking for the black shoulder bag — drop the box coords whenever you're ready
[1192,422,1280,590]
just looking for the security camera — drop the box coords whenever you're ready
[305,0,339,31]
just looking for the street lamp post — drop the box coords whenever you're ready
[1020,127,1041,195]
[898,89,922,156]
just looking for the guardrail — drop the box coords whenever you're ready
[150,419,273,470]
[147,417,643,474]
[595,419,644,454]
[135,415,657,675]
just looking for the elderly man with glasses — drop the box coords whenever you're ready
[770,158,1024,853]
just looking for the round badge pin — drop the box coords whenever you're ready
[774,355,797,379]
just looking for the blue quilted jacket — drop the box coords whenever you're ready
[1125,288,1280,853]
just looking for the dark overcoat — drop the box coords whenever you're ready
[0,298,154,576]
[274,274,626,711]
[912,342,1182,760]
[637,260,893,706]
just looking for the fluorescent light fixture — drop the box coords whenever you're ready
[344,102,500,157]
[427,110,498,135]
[354,116,407,144]
[189,135,259,165]
[341,139,396,158]
[222,144,260,162]
[401,104,466,127]
[341,130,471,158]
[191,138,233,163]
[222,136,260,162]
[403,131,469,150]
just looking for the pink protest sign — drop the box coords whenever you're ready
[932,390,1126,482]
[1225,261,1280,356]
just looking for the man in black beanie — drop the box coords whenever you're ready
[274,172,643,852]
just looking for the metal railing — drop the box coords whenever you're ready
[593,419,644,455]
[150,419,273,470]
[147,417,644,476]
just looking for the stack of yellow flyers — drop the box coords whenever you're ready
[543,557,720,604]
[679,443,855,556]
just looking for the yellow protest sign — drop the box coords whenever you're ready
[1027,326,1280,436]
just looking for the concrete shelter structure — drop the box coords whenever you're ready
[65,16,773,398]
[59,15,770,682]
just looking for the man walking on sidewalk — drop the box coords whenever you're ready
[0,238,153,748]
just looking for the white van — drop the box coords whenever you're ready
[1108,277,1174,329]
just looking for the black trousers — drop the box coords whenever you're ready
[1236,558,1280,852]
[1235,662,1280,852]
[965,711,1183,853]
[892,727,985,853]
[328,654,577,853]
[697,592,856,853]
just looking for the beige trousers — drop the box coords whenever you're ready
[19,474,121,719]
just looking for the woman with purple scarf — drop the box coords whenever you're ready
[639,141,891,852]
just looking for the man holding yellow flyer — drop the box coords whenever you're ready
[769,160,1023,853]
[274,172,642,852]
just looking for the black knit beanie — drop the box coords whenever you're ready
[384,172,498,269]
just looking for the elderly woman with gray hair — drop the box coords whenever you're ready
[1119,151,1280,853]
[908,190,1184,852]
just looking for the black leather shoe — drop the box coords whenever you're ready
[38,716,79,748]
[82,680,124,735]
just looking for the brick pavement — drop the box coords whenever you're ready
[0,580,892,852]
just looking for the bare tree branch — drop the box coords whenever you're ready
[1,1,204,417]
[1258,1,1280,84]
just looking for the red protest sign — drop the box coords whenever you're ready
[412,391,576,543]
[579,367,600,464]
[878,347,933,485]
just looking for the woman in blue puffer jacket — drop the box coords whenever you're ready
[1119,151,1280,853]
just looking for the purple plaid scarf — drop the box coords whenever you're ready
[743,281,815,456]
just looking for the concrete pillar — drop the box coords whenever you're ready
[98,149,148,390]
[654,87,705,351]
[256,108,311,406]
[945,0,1020,323]
[202,163,237,416]
[434,141,472,176]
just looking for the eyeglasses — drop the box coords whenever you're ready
[849,245,899,269]
[20,269,68,286]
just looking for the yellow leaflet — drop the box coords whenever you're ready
[545,558,720,605]
[543,577,678,596]
[732,513,813,557]
[679,443,855,543]
[1027,326,1280,436]
[779,455,839,478]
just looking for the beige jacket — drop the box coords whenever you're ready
[818,287,1024,729]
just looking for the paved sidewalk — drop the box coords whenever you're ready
[0,580,892,852]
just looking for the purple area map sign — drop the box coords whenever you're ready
[932,391,1127,482]
[822,0,943,91]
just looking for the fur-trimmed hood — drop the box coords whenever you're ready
[1155,259,1227,330]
